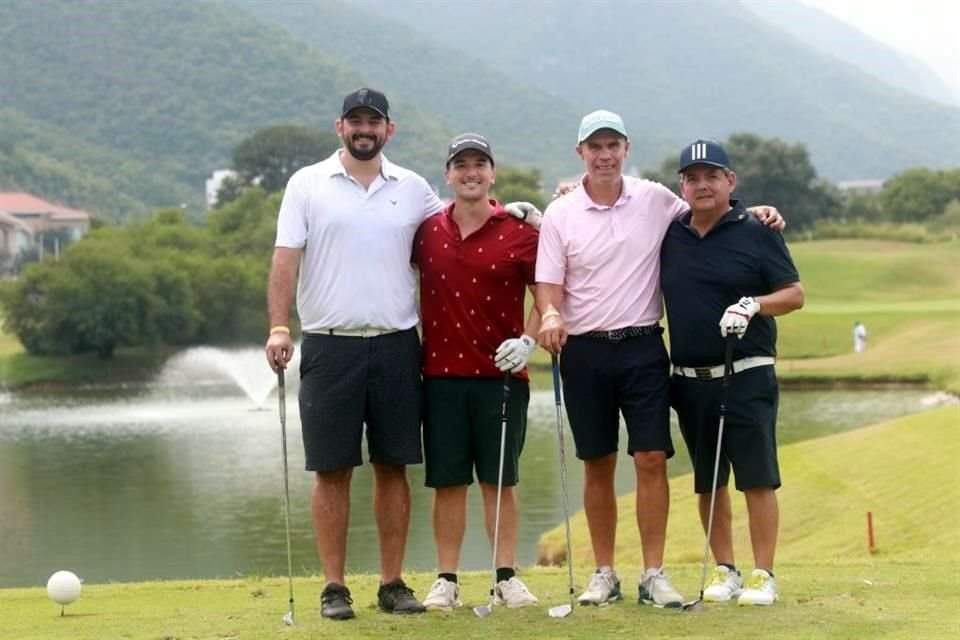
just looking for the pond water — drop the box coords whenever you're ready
[0,349,940,588]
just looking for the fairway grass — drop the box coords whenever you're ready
[4,407,958,639]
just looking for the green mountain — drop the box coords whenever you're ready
[0,0,454,221]
[230,0,594,184]
[741,0,957,107]
[344,0,960,180]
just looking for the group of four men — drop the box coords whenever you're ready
[264,88,804,620]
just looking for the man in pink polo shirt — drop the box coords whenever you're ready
[536,110,782,609]
[413,134,541,611]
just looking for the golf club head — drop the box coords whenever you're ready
[473,604,492,619]
[679,598,703,613]
[282,611,294,626]
[548,603,573,618]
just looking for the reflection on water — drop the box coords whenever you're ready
[0,374,939,588]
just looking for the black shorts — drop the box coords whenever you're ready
[298,328,422,472]
[671,365,781,493]
[423,376,529,488]
[560,332,673,460]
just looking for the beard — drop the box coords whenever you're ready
[343,133,385,161]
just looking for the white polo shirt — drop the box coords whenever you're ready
[275,151,444,331]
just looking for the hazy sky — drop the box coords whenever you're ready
[802,0,960,97]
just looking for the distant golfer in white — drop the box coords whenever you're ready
[853,321,867,353]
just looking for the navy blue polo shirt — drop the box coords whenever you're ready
[660,200,800,367]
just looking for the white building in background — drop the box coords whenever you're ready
[0,192,92,264]
[205,169,237,209]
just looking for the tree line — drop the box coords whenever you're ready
[2,126,956,358]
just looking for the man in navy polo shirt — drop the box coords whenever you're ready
[660,138,804,606]
[413,133,541,611]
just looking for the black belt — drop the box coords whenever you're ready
[577,325,663,343]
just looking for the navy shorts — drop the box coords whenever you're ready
[560,332,673,460]
[423,376,529,488]
[298,328,422,472]
[671,365,781,493]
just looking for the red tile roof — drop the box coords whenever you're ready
[0,192,92,220]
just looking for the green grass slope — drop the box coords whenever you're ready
[777,240,960,393]
[538,405,960,567]
[3,408,957,639]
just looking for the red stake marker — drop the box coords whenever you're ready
[867,511,876,553]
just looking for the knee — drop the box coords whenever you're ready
[633,451,667,477]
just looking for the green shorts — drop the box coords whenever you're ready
[423,376,529,488]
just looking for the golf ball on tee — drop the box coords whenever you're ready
[47,570,82,605]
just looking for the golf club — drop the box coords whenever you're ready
[277,366,296,626]
[547,354,575,619]
[680,334,737,613]
[474,373,512,619]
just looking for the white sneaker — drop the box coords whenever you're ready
[494,576,539,608]
[577,566,623,606]
[422,577,462,612]
[737,569,779,606]
[703,565,744,602]
[638,567,684,608]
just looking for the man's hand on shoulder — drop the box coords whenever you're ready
[505,202,543,230]
[748,206,785,232]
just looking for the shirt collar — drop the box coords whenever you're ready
[678,199,747,228]
[326,150,398,181]
[577,174,631,211]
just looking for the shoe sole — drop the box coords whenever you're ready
[578,594,623,606]
[424,602,462,612]
[703,589,743,602]
[321,611,356,620]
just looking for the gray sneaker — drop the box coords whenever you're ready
[638,568,684,608]
[320,583,355,620]
[577,567,623,606]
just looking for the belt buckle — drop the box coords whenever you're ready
[694,367,713,380]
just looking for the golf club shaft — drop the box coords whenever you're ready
[552,355,575,605]
[278,367,295,621]
[696,336,737,599]
[488,373,511,606]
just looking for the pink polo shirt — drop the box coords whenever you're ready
[535,176,687,335]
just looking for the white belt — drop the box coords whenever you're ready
[308,327,402,338]
[673,356,775,380]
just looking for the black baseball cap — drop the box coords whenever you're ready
[445,133,495,167]
[678,138,731,172]
[341,88,390,119]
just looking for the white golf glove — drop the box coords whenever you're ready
[719,296,762,339]
[504,201,543,230]
[495,334,537,373]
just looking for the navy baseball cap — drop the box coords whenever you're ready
[446,133,495,167]
[678,138,731,172]
[341,88,390,119]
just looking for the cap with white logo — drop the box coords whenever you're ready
[577,110,628,144]
[678,138,731,173]
[445,133,495,167]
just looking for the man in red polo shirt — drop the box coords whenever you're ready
[412,133,541,611]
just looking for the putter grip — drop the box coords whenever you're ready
[551,354,561,405]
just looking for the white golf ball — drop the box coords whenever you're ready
[46,570,82,605]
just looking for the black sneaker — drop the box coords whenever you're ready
[321,583,355,620]
[377,579,426,614]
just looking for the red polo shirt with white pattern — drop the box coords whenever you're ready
[413,199,538,380]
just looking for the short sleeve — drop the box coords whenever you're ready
[275,170,309,248]
[757,227,800,289]
[535,206,565,285]
[421,178,444,220]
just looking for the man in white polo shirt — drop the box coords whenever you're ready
[265,88,442,619]
[264,89,542,620]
